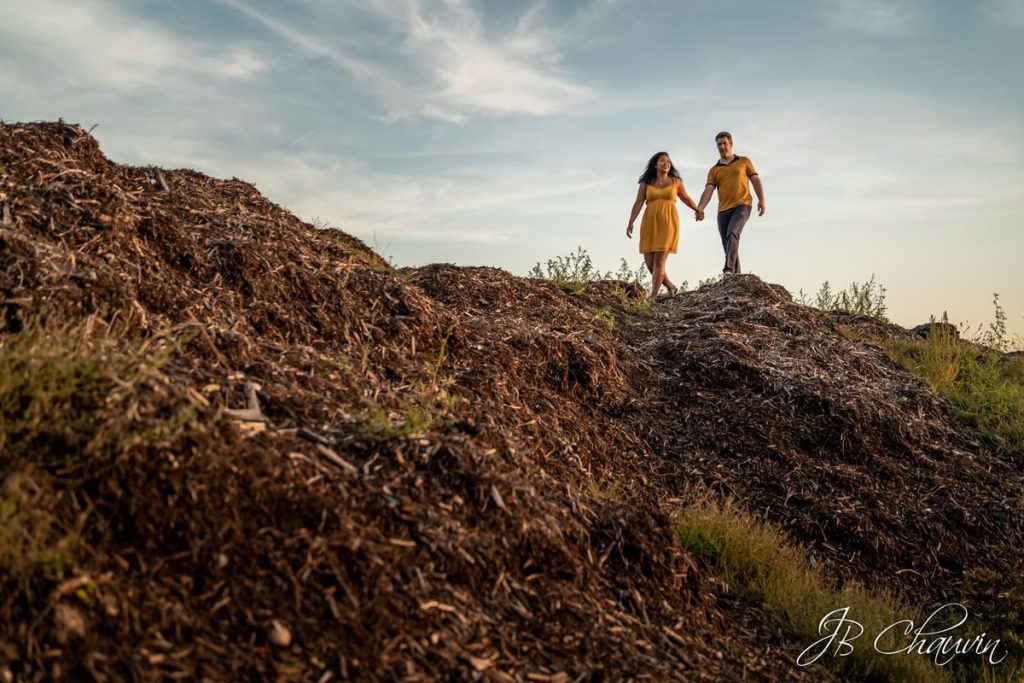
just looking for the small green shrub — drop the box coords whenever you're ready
[611,258,652,290]
[529,247,652,292]
[970,294,1012,353]
[799,275,888,321]
[697,275,721,289]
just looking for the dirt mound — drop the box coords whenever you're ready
[2,122,833,681]
[628,276,1024,620]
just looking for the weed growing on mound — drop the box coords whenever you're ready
[608,286,653,318]
[799,275,889,321]
[884,312,1024,454]
[674,496,951,682]
[530,247,659,326]
[970,294,1014,353]
[697,275,722,289]
[529,246,652,293]
[359,390,458,440]
[358,335,459,440]
[589,306,617,331]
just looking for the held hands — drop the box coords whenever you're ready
[695,208,704,222]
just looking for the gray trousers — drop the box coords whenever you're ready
[717,204,751,273]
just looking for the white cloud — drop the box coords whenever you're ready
[214,0,398,84]
[215,0,591,122]
[392,0,591,117]
[817,0,915,33]
[0,0,267,90]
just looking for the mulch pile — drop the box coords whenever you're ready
[5,121,1020,681]
[1,122,832,681]
[627,277,1024,623]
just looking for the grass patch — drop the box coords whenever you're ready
[0,316,195,472]
[674,496,961,682]
[588,306,617,331]
[883,320,1024,453]
[623,300,653,317]
[359,335,458,440]
[359,390,457,440]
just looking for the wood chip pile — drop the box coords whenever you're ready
[2,122,837,681]
[626,277,1024,624]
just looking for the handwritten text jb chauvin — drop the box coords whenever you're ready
[797,604,1007,667]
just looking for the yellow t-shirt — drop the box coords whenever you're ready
[705,156,758,212]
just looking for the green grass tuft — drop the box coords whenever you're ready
[1,317,194,472]
[884,320,1024,453]
[674,496,953,682]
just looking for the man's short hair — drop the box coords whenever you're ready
[715,131,732,142]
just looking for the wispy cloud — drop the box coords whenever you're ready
[817,0,915,33]
[398,1,591,118]
[214,0,404,87]
[0,0,268,89]
[216,0,591,123]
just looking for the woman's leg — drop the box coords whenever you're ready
[662,269,678,296]
[645,252,660,298]
[645,252,676,298]
[651,250,671,299]
[643,252,655,275]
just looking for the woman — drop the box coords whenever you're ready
[626,151,699,299]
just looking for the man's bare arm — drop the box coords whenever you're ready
[696,184,715,221]
[751,175,765,216]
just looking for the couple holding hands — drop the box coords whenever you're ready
[626,131,766,299]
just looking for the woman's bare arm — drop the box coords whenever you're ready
[626,183,646,237]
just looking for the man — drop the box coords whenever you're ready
[696,132,765,274]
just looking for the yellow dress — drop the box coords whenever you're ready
[638,183,680,254]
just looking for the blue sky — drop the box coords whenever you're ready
[3,0,1023,342]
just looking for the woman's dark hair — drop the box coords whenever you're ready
[638,151,681,185]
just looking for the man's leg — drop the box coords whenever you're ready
[717,210,731,271]
[718,205,751,273]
